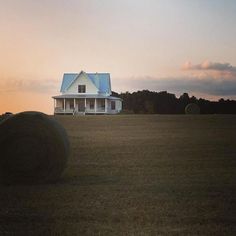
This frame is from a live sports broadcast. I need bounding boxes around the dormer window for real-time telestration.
[78,85,86,93]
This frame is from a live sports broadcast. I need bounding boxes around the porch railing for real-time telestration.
[55,107,106,113]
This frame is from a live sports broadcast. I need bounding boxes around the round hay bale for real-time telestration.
[0,111,70,184]
[0,112,13,124]
[185,103,200,115]
[0,115,6,123]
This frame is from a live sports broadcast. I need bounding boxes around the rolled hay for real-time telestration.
[0,113,13,124]
[0,111,70,184]
[0,115,7,123]
[185,103,200,115]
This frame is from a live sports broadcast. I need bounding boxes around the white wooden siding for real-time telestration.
[116,100,122,112]
[66,73,98,94]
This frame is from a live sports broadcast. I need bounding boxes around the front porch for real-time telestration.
[54,98,118,115]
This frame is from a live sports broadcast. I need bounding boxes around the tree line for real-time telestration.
[112,90,236,114]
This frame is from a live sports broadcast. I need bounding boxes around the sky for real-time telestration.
[1,0,236,114]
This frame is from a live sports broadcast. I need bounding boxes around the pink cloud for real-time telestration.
[182,60,236,72]
[181,60,236,80]
[0,78,59,93]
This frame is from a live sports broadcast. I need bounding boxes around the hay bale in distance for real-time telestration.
[0,111,70,184]
[185,103,200,115]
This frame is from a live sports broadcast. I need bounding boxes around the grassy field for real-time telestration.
[0,115,236,235]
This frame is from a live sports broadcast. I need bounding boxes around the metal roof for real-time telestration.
[60,73,79,93]
[60,71,111,94]
[87,73,111,94]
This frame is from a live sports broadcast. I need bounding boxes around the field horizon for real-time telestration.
[0,114,235,235]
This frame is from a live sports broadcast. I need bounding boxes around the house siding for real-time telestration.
[65,73,98,94]
[116,100,122,112]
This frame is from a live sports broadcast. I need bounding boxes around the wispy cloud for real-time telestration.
[0,78,59,93]
[138,77,236,96]
[182,60,236,72]
[181,60,236,80]
[113,75,236,97]
[156,77,236,96]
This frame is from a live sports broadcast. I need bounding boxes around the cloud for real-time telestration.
[146,60,234,98]
[157,77,236,96]
[113,60,236,98]
[142,77,236,96]
[0,78,59,94]
[182,60,236,71]
[114,75,236,98]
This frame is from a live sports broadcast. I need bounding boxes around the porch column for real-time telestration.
[53,99,55,113]
[84,98,87,112]
[105,99,108,113]
[95,98,97,114]
[63,98,65,113]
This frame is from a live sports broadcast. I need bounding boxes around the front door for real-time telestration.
[77,99,85,112]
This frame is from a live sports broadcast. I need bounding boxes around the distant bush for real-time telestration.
[185,103,200,114]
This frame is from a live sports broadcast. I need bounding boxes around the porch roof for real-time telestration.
[52,94,122,100]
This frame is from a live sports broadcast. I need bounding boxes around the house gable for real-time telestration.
[65,72,99,94]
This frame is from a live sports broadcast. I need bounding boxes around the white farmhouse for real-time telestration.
[52,71,122,115]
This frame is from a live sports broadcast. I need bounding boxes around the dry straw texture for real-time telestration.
[0,111,69,184]
[185,103,200,114]
[0,114,12,123]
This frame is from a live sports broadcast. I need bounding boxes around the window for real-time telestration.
[111,101,116,110]
[78,85,86,93]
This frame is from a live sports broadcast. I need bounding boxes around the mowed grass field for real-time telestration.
[0,115,236,235]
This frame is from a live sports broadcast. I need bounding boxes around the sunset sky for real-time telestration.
[1,0,236,114]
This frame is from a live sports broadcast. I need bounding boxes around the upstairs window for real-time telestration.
[78,85,86,93]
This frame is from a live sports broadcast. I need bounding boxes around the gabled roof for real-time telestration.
[60,71,111,94]
[87,73,111,94]
[60,73,79,93]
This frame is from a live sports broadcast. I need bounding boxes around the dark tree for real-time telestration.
[118,90,236,114]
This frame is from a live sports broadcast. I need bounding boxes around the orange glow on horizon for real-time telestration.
[0,92,54,115]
